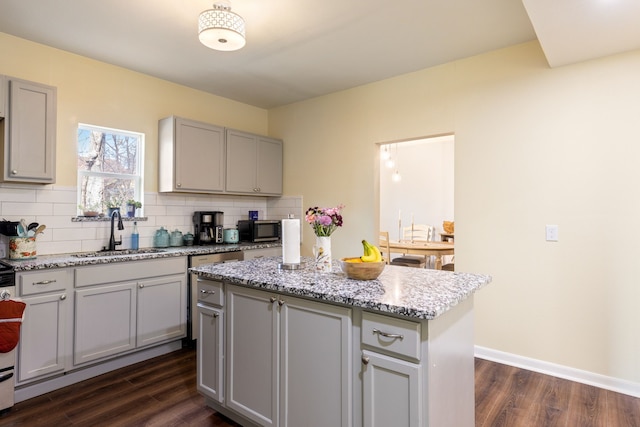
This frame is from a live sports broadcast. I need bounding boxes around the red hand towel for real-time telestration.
[0,300,26,353]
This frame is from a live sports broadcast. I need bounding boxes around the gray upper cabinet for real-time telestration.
[159,116,225,193]
[0,75,6,118]
[1,77,57,183]
[226,129,283,196]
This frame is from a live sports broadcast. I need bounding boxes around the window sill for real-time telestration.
[72,216,148,222]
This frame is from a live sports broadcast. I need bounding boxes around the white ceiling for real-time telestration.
[1,0,638,108]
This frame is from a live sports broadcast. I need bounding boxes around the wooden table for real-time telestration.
[388,240,455,270]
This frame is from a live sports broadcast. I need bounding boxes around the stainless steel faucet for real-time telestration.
[108,209,125,251]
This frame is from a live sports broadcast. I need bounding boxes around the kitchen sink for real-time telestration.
[72,248,166,258]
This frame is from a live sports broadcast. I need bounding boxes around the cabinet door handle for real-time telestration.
[200,289,216,295]
[278,299,285,306]
[0,372,14,383]
[270,296,277,303]
[362,355,370,365]
[139,284,144,288]
[213,312,219,318]
[34,280,57,285]
[60,294,66,301]
[11,170,18,175]
[372,328,404,340]
[177,183,182,188]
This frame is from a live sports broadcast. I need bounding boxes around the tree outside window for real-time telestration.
[77,124,144,216]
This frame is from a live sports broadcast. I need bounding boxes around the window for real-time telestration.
[77,124,144,216]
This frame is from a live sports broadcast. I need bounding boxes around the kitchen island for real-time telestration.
[191,257,491,427]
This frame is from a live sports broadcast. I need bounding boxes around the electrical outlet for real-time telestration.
[545,225,558,242]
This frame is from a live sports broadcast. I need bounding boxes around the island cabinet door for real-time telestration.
[197,303,224,404]
[361,349,422,427]
[278,296,352,427]
[226,285,279,427]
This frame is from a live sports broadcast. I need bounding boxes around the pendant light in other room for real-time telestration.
[391,144,402,182]
[199,1,246,51]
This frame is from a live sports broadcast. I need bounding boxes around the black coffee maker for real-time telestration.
[193,211,224,244]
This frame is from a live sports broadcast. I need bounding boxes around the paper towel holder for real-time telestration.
[279,213,302,270]
[278,262,302,270]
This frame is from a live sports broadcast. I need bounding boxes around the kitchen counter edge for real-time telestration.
[191,257,492,320]
[1,243,281,271]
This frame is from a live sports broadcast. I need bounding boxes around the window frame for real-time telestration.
[76,123,145,216]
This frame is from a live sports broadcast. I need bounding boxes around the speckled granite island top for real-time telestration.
[1,243,281,271]
[191,257,491,320]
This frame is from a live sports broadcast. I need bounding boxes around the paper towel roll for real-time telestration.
[281,218,300,265]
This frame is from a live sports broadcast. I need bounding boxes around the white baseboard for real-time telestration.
[475,346,640,398]
[15,341,183,403]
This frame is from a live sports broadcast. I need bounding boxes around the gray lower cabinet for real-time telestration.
[74,281,137,364]
[219,284,352,427]
[360,301,475,427]
[197,294,224,404]
[16,268,73,385]
[74,257,187,366]
[225,129,283,196]
[361,350,422,427]
[1,76,56,183]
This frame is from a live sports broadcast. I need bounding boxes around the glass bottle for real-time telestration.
[131,221,139,250]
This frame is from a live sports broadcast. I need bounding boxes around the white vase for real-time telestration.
[313,236,332,272]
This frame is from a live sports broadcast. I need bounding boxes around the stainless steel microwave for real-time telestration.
[237,220,281,242]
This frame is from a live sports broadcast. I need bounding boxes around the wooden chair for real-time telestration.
[402,224,435,242]
[393,224,435,268]
[378,231,392,264]
[380,230,425,267]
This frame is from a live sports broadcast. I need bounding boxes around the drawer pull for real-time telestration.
[372,328,404,340]
[34,280,57,285]
[278,299,285,306]
[200,289,216,295]
[362,355,370,365]
[270,296,277,303]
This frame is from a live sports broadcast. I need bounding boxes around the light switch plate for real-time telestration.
[545,225,558,242]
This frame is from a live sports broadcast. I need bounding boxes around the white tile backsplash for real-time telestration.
[0,184,302,256]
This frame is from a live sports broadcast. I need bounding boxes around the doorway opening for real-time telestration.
[378,134,454,243]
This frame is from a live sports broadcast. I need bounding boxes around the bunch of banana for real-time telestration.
[360,239,382,263]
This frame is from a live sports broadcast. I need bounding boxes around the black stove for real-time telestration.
[0,262,15,288]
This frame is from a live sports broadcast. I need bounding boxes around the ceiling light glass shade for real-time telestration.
[199,3,246,51]
[381,146,391,160]
[392,170,402,182]
[385,158,395,169]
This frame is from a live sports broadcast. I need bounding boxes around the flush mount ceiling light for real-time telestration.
[198,1,246,51]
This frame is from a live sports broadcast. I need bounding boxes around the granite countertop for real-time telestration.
[191,257,491,320]
[1,242,281,271]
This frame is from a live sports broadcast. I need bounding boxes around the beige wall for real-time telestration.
[269,41,640,385]
[4,30,640,387]
[0,32,269,189]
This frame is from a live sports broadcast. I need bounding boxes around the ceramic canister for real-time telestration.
[223,228,239,243]
[9,237,37,259]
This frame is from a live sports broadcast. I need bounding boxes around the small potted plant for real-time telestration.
[79,203,101,217]
[106,200,122,217]
[126,200,142,218]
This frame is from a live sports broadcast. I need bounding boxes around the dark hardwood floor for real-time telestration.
[1,348,638,426]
